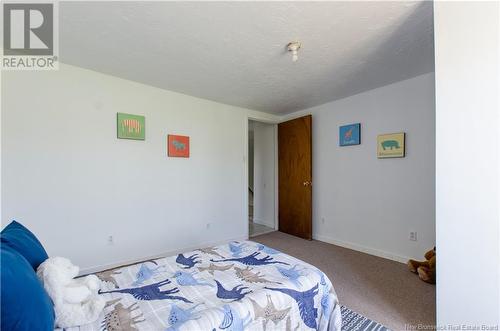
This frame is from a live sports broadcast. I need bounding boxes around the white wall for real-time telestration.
[252,121,275,228]
[434,2,500,326]
[1,64,278,272]
[284,73,435,262]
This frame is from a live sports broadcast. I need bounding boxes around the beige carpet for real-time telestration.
[252,231,436,331]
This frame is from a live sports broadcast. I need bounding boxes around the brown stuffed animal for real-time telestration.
[408,247,436,284]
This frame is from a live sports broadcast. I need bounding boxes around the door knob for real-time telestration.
[303,181,312,186]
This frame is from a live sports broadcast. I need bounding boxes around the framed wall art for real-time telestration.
[377,132,405,158]
[168,135,190,158]
[339,123,361,146]
[117,113,145,140]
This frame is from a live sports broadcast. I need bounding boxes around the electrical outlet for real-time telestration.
[206,223,211,230]
[321,217,325,224]
[409,231,417,241]
[108,235,114,245]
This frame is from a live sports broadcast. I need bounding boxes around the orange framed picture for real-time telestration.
[168,135,190,158]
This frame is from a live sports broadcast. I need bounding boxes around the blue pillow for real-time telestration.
[1,244,55,331]
[1,220,48,270]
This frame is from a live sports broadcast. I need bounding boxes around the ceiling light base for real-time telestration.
[287,41,302,62]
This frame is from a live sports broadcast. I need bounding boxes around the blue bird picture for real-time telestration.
[172,270,214,287]
[315,269,327,287]
[265,283,319,329]
[211,252,289,266]
[321,293,333,320]
[257,244,280,255]
[132,262,165,286]
[99,279,192,303]
[217,305,252,331]
[176,253,201,269]
[229,242,246,257]
[215,280,252,301]
[165,303,202,331]
[276,265,308,287]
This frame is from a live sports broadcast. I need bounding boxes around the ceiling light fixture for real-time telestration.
[287,41,302,62]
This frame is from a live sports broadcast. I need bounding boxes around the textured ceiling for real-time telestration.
[60,1,434,114]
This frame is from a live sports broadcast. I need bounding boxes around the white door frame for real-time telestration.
[243,115,279,239]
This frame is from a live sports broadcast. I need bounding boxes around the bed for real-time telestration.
[70,240,342,331]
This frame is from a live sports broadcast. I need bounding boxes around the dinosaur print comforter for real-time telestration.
[69,241,341,331]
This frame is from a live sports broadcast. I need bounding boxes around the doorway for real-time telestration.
[248,120,276,237]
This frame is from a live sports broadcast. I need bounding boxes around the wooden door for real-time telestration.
[278,115,312,240]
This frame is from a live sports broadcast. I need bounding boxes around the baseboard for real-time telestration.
[79,235,247,275]
[313,234,409,264]
[81,233,408,274]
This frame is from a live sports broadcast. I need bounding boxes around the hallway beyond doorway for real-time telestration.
[249,222,274,237]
